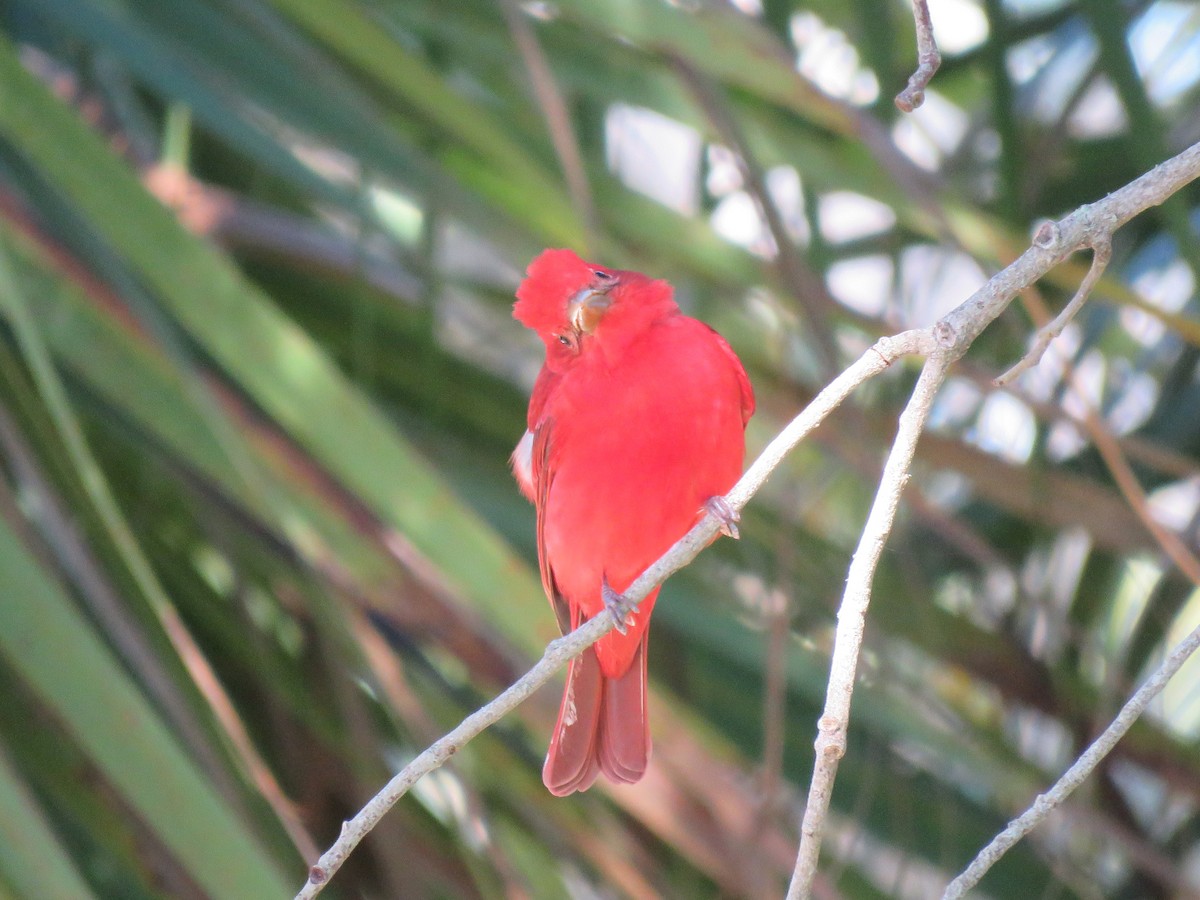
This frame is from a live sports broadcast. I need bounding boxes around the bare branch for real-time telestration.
[895,0,941,112]
[996,237,1113,386]
[787,351,952,898]
[941,141,1200,352]
[934,289,1200,895]
[1015,283,1200,584]
[942,616,1200,898]
[784,138,1200,899]
[296,139,1200,899]
[295,328,932,898]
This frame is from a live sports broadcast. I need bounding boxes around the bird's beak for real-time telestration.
[567,285,613,336]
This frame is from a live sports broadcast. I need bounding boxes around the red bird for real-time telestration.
[512,249,754,795]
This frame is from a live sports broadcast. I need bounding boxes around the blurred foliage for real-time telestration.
[0,0,1199,897]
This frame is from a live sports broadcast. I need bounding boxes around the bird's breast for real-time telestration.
[539,318,747,612]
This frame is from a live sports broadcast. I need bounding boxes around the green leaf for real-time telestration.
[0,35,548,652]
[0,517,293,899]
[0,744,96,900]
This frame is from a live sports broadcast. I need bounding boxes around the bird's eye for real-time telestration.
[557,334,571,345]
[593,270,612,280]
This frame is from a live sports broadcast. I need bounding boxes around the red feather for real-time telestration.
[512,249,754,795]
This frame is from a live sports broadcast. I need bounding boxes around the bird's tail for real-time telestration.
[543,636,650,796]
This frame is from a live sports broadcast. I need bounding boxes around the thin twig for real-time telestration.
[786,352,952,899]
[895,0,942,112]
[935,275,1200,896]
[942,616,1200,898]
[996,237,1113,386]
[295,328,931,898]
[1015,282,1200,584]
[936,402,1200,896]
[940,142,1200,351]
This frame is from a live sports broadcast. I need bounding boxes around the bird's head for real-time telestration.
[513,249,676,363]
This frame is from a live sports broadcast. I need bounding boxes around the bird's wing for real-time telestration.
[532,419,574,635]
[709,326,756,425]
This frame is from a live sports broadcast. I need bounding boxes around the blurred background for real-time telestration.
[1,0,1199,897]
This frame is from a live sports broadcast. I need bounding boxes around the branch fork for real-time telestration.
[297,136,1200,900]
[786,138,1200,900]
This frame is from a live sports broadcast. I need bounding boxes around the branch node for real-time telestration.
[933,320,958,350]
[894,0,941,112]
[1032,219,1061,250]
[308,866,327,885]
[814,718,845,759]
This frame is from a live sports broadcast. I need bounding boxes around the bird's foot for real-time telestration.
[705,495,741,540]
[602,576,639,635]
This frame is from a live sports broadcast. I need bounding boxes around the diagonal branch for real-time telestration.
[942,615,1200,898]
[787,351,952,898]
[784,138,1200,900]
[1084,408,1200,585]
[996,237,1113,386]
[297,138,1200,900]
[295,327,934,898]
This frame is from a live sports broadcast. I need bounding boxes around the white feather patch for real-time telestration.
[563,678,577,728]
[511,429,535,496]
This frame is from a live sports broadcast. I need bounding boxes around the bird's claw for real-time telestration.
[705,495,741,540]
[602,576,638,634]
